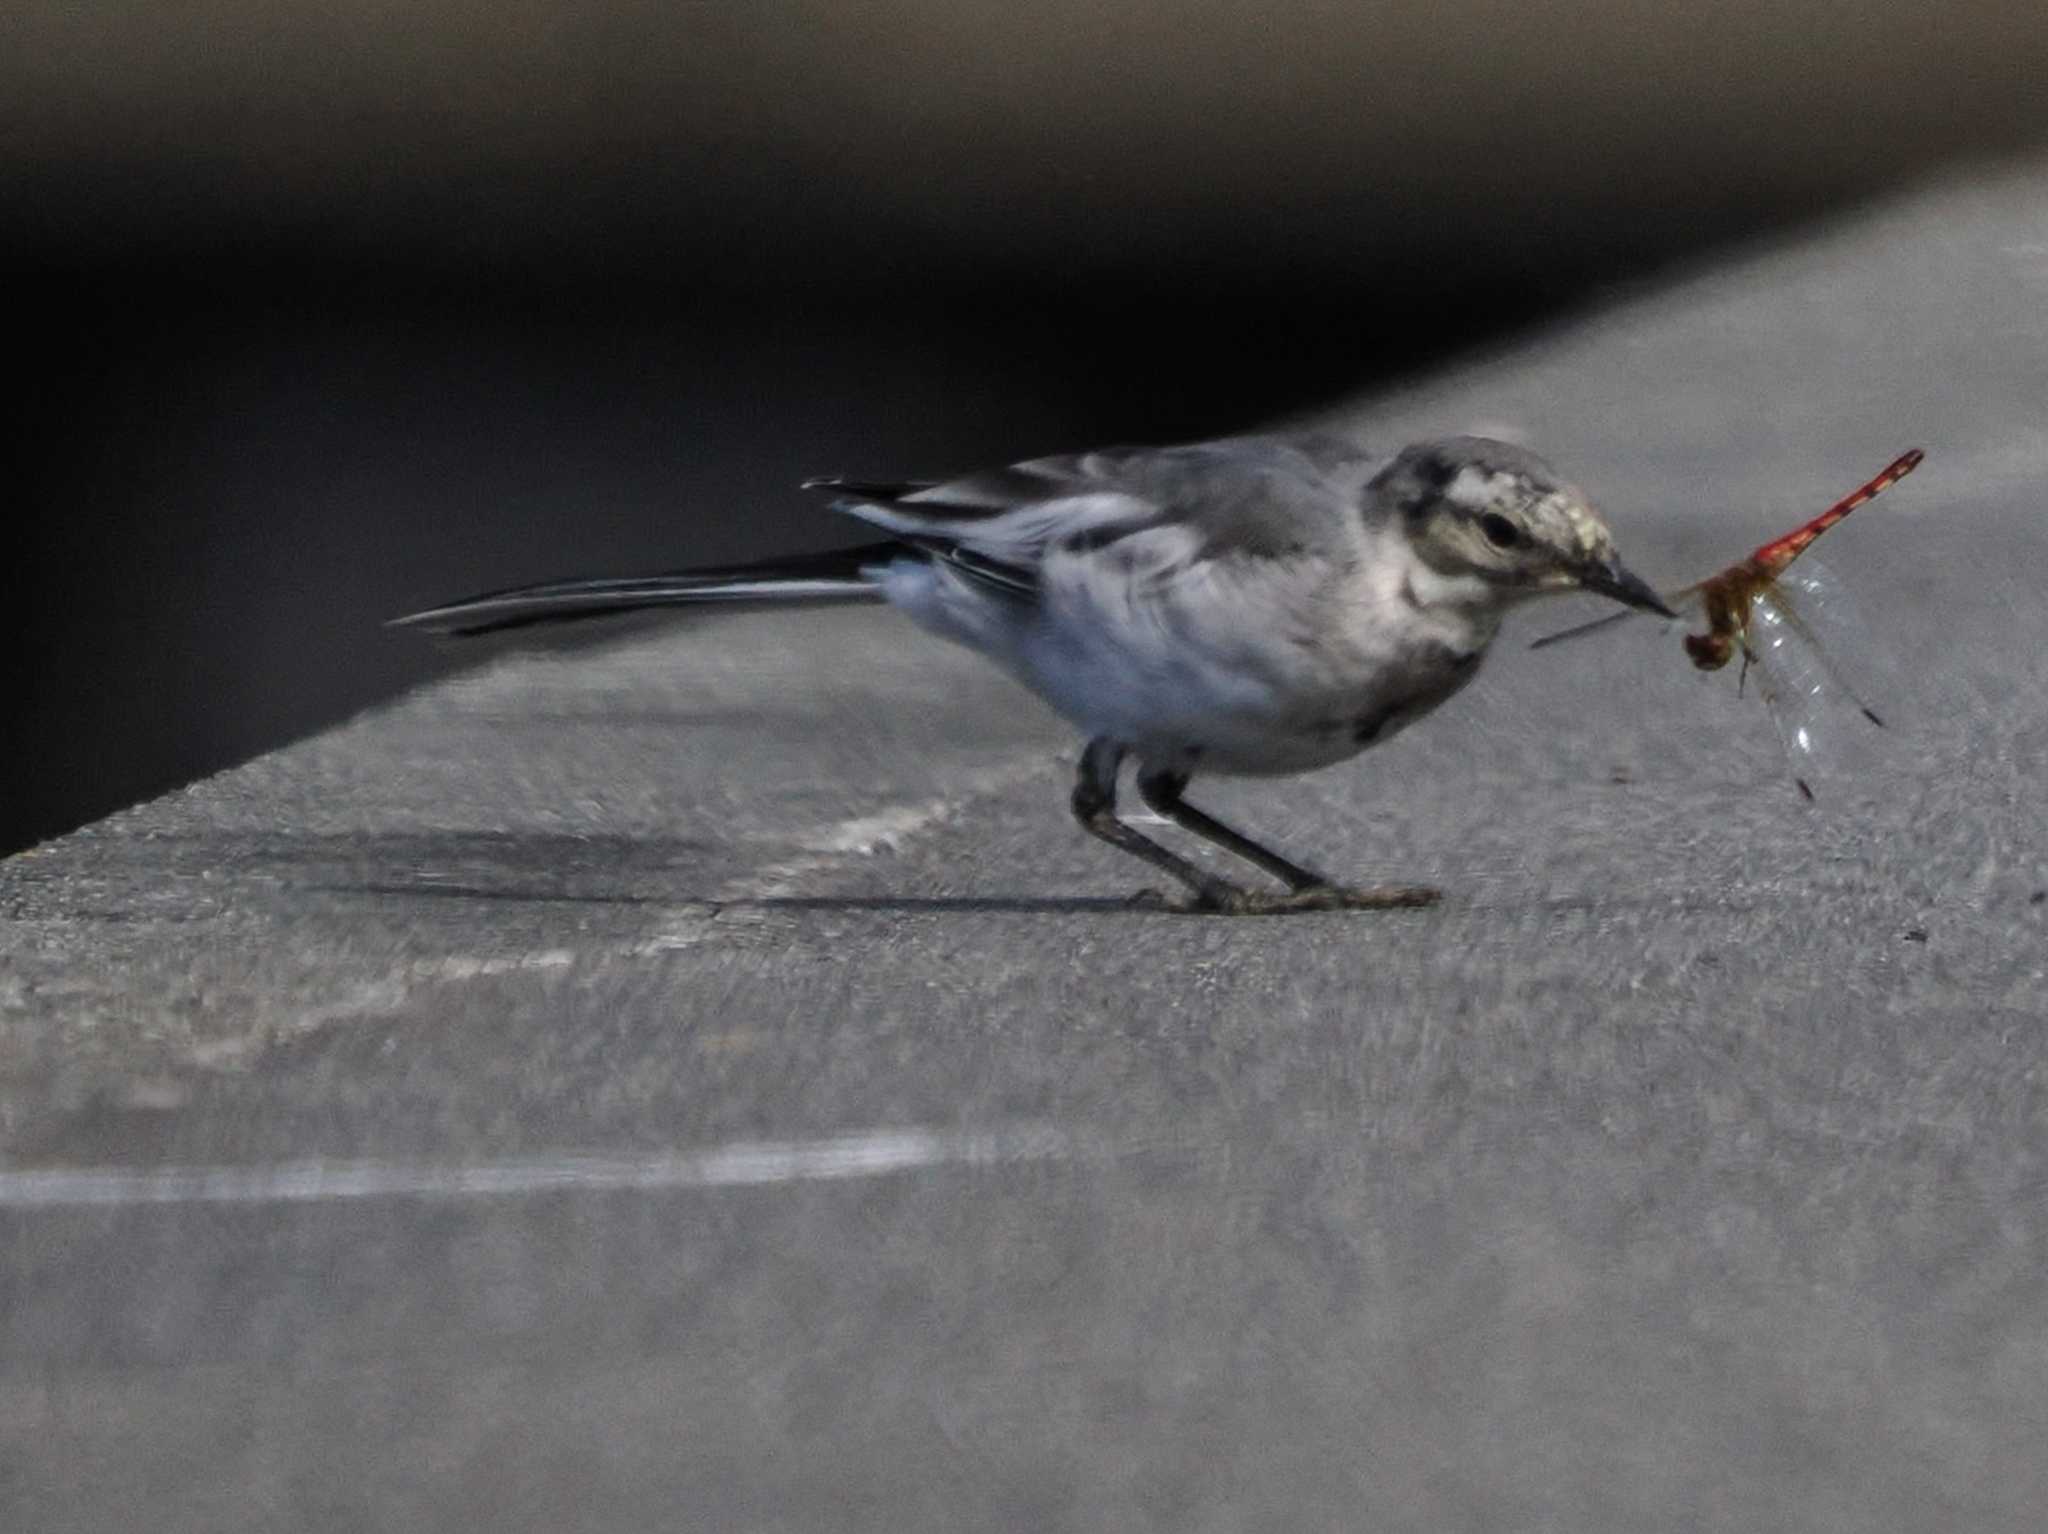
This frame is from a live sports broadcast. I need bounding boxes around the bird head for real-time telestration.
[1369,436,1673,617]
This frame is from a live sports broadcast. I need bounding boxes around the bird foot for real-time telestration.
[1271,883,1441,912]
[1131,882,1442,915]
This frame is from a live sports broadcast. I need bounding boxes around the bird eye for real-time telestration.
[1480,512,1523,549]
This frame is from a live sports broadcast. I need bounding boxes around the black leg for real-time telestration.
[1134,766,1441,913]
[1135,768,1330,890]
[1070,739,1247,910]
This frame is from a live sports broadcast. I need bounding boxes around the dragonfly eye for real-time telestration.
[1479,512,1524,549]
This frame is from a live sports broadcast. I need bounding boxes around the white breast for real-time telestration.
[877,524,1502,777]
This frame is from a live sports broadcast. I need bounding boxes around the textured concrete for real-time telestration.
[3,163,2047,1531]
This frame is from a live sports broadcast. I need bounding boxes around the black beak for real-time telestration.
[1580,557,1676,618]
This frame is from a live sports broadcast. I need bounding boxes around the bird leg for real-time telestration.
[1135,767,1328,889]
[1133,766,1440,913]
[1071,739,1249,911]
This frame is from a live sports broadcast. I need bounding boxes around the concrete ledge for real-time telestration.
[3,162,2046,1531]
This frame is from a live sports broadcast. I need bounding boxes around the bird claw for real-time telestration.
[1136,882,1442,915]
[1272,883,1441,912]
[1124,881,1247,913]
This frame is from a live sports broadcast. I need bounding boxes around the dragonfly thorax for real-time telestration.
[1683,574,1756,673]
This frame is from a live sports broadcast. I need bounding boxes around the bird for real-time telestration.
[393,432,1673,914]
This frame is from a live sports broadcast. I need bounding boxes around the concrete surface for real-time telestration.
[4,161,2047,1531]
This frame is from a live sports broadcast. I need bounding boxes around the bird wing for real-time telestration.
[808,434,1369,598]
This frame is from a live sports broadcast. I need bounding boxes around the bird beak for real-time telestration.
[1579,557,1676,618]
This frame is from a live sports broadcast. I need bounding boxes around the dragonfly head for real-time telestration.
[1374,437,1676,618]
[1683,629,1736,671]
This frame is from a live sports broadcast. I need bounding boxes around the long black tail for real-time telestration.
[389,542,902,637]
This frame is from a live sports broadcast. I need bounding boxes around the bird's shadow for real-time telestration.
[213,829,1426,918]
[319,881,1152,916]
[323,880,1771,922]
[743,894,1179,916]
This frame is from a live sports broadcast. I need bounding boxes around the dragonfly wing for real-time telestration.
[1768,563,1889,727]
[1529,586,1702,650]
[1745,594,1830,799]
[1744,575,1886,801]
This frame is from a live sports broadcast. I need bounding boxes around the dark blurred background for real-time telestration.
[9,1,2048,854]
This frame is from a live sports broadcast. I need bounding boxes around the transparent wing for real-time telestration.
[1529,585,1703,650]
[1743,567,1888,801]
[1766,564,1889,727]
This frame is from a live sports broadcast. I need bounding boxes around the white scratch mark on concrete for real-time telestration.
[415,950,578,982]
[635,757,1055,950]
[0,1124,1077,1208]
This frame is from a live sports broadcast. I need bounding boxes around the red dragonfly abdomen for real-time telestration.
[1748,448,1924,578]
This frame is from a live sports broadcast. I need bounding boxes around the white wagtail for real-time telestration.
[395,433,1672,913]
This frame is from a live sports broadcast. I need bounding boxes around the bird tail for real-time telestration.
[388,542,901,637]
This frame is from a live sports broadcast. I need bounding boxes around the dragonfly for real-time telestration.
[1532,448,1925,799]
